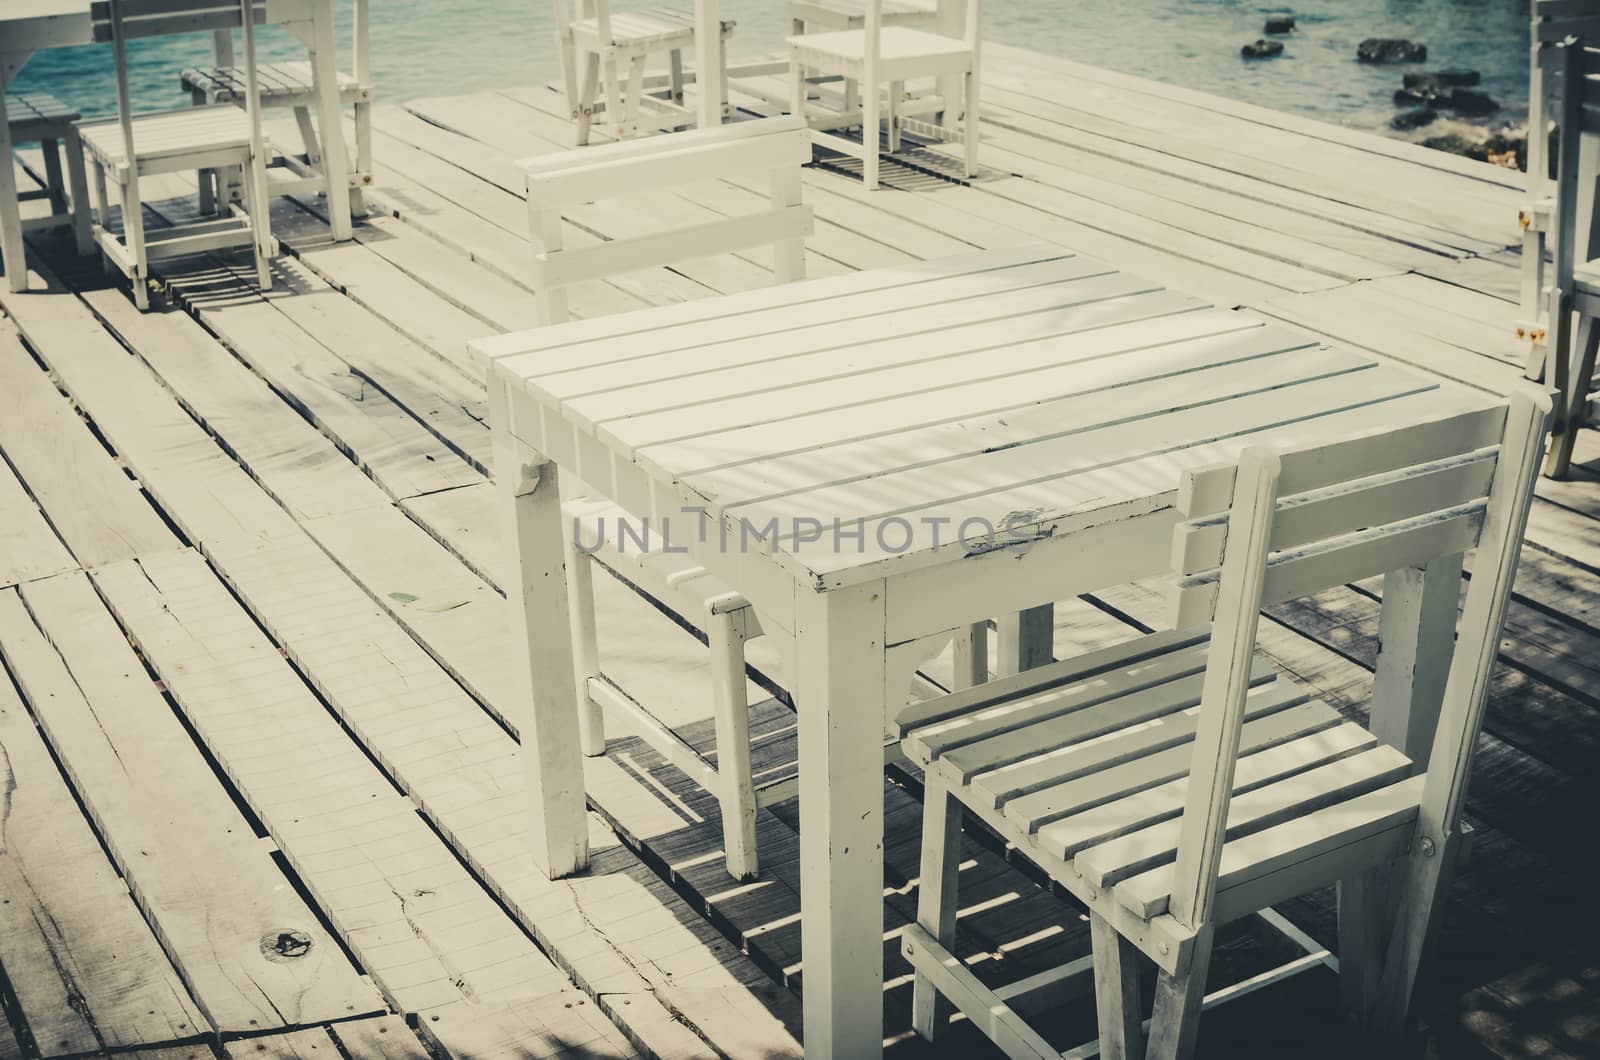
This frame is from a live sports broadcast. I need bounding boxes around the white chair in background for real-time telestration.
[520,115,814,880]
[71,0,276,310]
[1534,34,1600,476]
[3,92,92,274]
[899,390,1550,1059]
[789,0,942,130]
[182,0,368,234]
[789,0,980,189]
[553,1,737,146]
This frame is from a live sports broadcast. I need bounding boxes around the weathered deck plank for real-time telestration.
[0,576,386,1033]
[0,617,213,1056]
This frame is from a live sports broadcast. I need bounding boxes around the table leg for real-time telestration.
[794,581,888,1059]
[1370,552,1462,764]
[996,603,1053,676]
[695,0,724,129]
[0,62,29,293]
[310,3,353,241]
[489,379,589,878]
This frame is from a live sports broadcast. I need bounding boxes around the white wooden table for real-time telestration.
[0,0,346,294]
[475,243,1491,1059]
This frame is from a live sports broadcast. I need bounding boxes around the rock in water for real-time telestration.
[1447,88,1500,115]
[1391,108,1438,131]
[1357,38,1427,63]
[1404,68,1479,88]
[1395,85,1445,106]
[1241,39,1285,59]
[1264,16,1295,34]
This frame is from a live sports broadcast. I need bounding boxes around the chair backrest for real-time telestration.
[858,0,981,51]
[93,0,267,178]
[519,115,815,325]
[1160,387,1552,929]
[1546,38,1600,280]
[1530,3,1600,191]
[554,1,613,46]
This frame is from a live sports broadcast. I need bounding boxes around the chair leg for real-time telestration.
[708,610,758,881]
[561,529,606,757]
[1546,313,1599,477]
[622,53,648,139]
[557,27,581,119]
[790,56,808,121]
[92,162,115,276]
[121,173,149,311]
[1090,913,1145,1060]
[63,127,92,256]
[886,81,902,153]
[577,52,600,146]
[863,82,881,190]
[244,151,274,293]
[963,68,980,179]
[910,773,962,1040]
[351,99,372,217]
[1338,866,1394,1024]
[951,620,988,690]
[669,48,685,105]
[603,55,624,138]
[40,138,66,215]
[1145,923,1214,1060]
[1371,830,1466,1041]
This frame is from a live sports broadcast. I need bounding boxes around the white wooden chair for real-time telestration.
[1533,34,1600,476]
[789,0,941,135]
[1517,1,1600,374]
[521,114,813,325]
[181,0,368,232]
[518,116,816,880]
[554,1,737,146]
[5,92,91,260]
[789,0,980,189]
[899,389,1551,1060]
[70,0,275,311]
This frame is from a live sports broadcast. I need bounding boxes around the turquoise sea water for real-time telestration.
[14,1,1530,134]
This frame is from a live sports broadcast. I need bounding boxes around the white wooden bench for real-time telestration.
[520,113,814,325]
[181,0,367,231]
[554,1,737,146]
[900,390,1551,1059]
[71,0,277,311]
[4,92,90,258]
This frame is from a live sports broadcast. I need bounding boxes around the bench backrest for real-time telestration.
[519,115,816,325]
[1161,387,1551,928]
[94,0,267,178]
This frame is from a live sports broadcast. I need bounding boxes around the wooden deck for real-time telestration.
[1,42,1596,1059]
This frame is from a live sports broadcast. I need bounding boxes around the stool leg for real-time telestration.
[709,610,758,881]
[910,774,962,1040]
